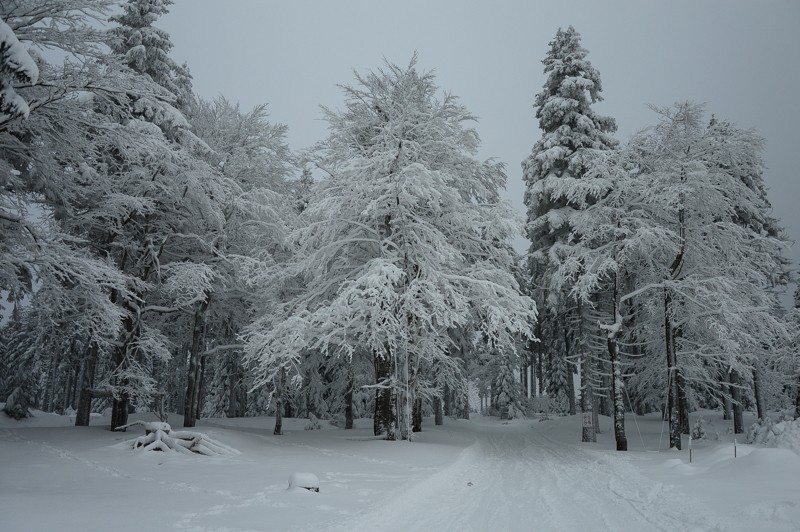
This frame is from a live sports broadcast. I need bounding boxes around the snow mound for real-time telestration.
[747,416,800,454]
[288,472,319,492]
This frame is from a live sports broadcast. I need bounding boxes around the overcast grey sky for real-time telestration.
[161,0,800,297]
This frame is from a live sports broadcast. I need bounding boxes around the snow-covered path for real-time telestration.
[328,418,730,532]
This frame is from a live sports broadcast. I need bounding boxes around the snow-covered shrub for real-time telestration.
[747,415,800,453]
[304,413,321,430]
[329,414,356,429]
[525,395,566,418]
[2,387,32,420]
[691,416,707,440]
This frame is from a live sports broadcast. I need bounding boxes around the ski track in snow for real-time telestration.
[312,422,733,532]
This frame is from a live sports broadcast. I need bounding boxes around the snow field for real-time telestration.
[1,408,798,531]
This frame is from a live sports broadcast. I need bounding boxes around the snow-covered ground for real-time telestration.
[1,407,798,531]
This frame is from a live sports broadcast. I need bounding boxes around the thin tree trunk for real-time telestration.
[412,397,422,432]
[608,277,628,451]
[183,298,209,428]
[373,353,393,436]
[196,353,206,421]
[274,367,285,435]
[581,357,596,443]
[564,327,577,415]
[434,396,443,426]
[344,364,354,429]
[753,365,766,421]
[794,381,800,420]
[227,355,238,418]
[443,383,451,417]
[522,355,529,399]
[566,360,577,415]
[665,289,681,450]
[723,383,732,420]
[730,370,744,434]
[677,369,689,435]
[459,388,470,420]
[110,314,134,431]
[536,344,544,397]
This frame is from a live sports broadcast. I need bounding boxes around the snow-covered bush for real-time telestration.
[2,387,32,420]
[304,414,321,430]
[747,415,800,453]
[691,416,707,440]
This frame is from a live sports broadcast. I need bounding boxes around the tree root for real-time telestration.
[115,421,238,456]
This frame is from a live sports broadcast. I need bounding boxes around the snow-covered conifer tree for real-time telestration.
[0,18,38,121]
[522,26,617,443]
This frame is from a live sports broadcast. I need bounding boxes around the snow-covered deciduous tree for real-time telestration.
[244,56,536,440]
[523,26,617,443]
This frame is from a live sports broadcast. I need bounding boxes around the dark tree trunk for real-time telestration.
[345,363,354,429]
[677,369,689,435]
[75,389,112,427]
[580,359,596,443]
[183,298,209,428]
[227,355,239,418]
[76,388,92,427]
[274,367,286,435]
[599,364,611,418]
[434,396,443,426]
[795,382,800,420]
[522,355,529,398]
[566,359,577,415]
[443,383,452,417]
[665,290,681,450]
[111,394,129,431]
[753,365,766,421]
[608,279,627,451]
[79,342,98,398]
[730,370,744,434]
[284,396,293,418]
[373,354,393,436]
[196,352,207,421]
[536,345,544,397]
[111,309,141,431]
[723,383,733,420]
[412,397,422,432]
[563,327,576,415]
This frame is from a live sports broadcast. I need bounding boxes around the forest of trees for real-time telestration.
[1,2,798,448]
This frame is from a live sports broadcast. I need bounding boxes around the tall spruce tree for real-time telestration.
[523,26,617,442]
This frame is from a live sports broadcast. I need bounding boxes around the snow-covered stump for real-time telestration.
[114,421,239,456]
[288,472,320,493]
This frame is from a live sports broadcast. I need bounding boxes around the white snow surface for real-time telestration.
[1,408,798,531]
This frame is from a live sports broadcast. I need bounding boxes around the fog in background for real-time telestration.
[161,0,800,302]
